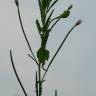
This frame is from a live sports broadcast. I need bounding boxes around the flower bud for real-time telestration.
[59,5,73,19]
[60,10,70,18]
[15,0,19,7]
[75,19,82,26]
[68,5,73,10]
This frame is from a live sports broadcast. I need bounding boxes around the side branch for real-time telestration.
[42,23,78,80]
[10,50,28,96]
[16,3,38,65]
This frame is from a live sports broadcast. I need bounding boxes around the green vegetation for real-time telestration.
[10,0,81,96]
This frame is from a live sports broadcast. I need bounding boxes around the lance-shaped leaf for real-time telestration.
[38,0,42,12]
[36,19,42,36]
[44,9,54,32]
[42,0,52,10]
[47,0,58,12]
[47,0,53,9]
[40,6,46,26]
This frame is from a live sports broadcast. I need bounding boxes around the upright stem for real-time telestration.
[38,63,42,96]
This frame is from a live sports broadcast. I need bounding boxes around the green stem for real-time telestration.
[16,5,39,65]
[42,24,76,80]
[38,63,42,96]
[50,16,59,22]
[55,89,57,96]
[50,18,61,31]
[35,71,38,96]
[10,50,28,96]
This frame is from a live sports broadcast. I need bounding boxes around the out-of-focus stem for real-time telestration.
[55,90,57,96]
[10,50,28,96]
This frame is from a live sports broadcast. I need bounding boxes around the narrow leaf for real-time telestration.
[44,9,54,30]
[47,0,58,12]
[38,0,42,11]
[36,19,42,35]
